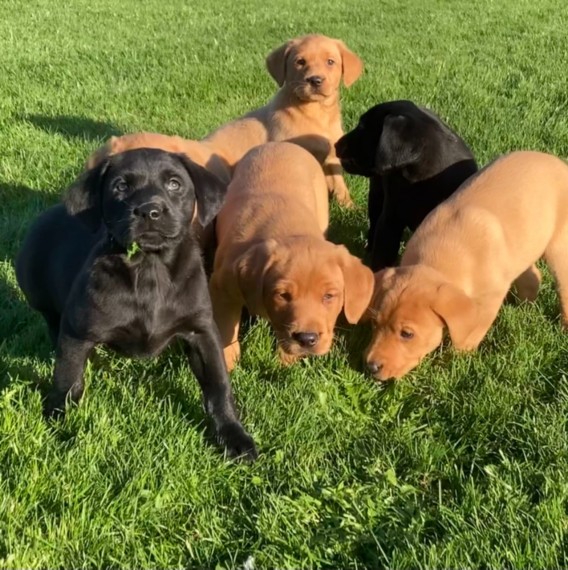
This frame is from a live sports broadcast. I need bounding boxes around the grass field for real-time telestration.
[1,0,568,567]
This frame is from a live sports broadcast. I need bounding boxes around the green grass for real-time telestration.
[1,0,568,567]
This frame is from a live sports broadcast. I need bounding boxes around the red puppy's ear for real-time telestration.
[234,239,279,316]
[266,40,295,86]
[336,40,363,87]
[359,267,396,323]
[337,246,375,323]
[432,283,479,349]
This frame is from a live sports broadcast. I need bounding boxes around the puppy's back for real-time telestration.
[403,151,568,286]
[217,142,329,248]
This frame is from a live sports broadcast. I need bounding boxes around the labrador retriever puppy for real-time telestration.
[86,132,232,182]
[209,142,374,371]
[335,100,478,269]
[364,151,568,381]
[16,148,257,460]
[88,35,363,206]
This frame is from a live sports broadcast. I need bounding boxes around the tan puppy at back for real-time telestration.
[210,142,374,371]
[86,132,232,183]
[364,151,568,380]
[87,34,363,205]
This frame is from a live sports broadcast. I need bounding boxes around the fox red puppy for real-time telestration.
[365,151,568,380]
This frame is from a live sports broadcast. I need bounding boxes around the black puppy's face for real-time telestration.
[335,108,380,177]
[64,148,227,252]
[336,101,432,179]
[101,152,195,251]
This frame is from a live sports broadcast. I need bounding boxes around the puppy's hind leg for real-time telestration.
[545,234,568,326]
[512,264,542,302]
[41,310,62,348]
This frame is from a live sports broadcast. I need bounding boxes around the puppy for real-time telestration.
[209,142,374,371]
[88,35,363,206]
[364,151,568,381]
[16,148,257,460]
[86,132,232,184]
[335,100,478,269]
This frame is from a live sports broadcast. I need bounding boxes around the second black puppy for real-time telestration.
[335,100,478,270]
[16,148,257,461]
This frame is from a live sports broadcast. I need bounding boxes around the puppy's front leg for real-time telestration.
[367,177,385,251]
[183,329,257,461]
[452,295,504,352]
[46,332,94,417]
[209,275,243,371]
[325,151,354,208]
[370,213,405,271]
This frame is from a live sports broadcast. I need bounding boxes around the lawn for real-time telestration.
[1,0,568,567]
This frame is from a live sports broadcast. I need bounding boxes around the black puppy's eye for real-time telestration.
[295,58,306,66]
[166,178,181,193]
[114,180,128,194]
[400,329,414,340]
[327,58,335,66]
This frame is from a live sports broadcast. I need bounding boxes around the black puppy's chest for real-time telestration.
[383,174,436,229]
[88,255,195,357]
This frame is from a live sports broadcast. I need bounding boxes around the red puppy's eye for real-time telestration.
[323,293,335,302]
[277,291,292,302]
[400,329,414,340]
[296,58,306,66]
[327,59,335,66]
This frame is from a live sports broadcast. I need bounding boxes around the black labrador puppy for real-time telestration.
[335,100,478,270]
[16,148,257,461]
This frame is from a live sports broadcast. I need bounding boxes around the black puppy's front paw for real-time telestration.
[43,391,66,420]
[218,423,258,462]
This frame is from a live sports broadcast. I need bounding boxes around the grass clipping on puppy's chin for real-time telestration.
[127,242,141,260]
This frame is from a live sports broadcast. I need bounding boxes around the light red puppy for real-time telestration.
[364,151,568,380]
[86,132,232,183]
[210,142,374,371]
[87,34,363,205]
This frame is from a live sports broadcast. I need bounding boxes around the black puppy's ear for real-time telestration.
[177,154,228,226]
[62,160,110,231]
[376,115,421,174]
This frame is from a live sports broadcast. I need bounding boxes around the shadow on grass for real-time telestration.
[20,114,123,141]
[327,203,368,258]
[335,318,372,373]
[101,345,229,453]
[0,181,57,361]
[0,182,59,400]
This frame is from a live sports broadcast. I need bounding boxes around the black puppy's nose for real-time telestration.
[292,332,319,348]
[366,360,383,376]
[307,75,324,87]
[133,202,162,221]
